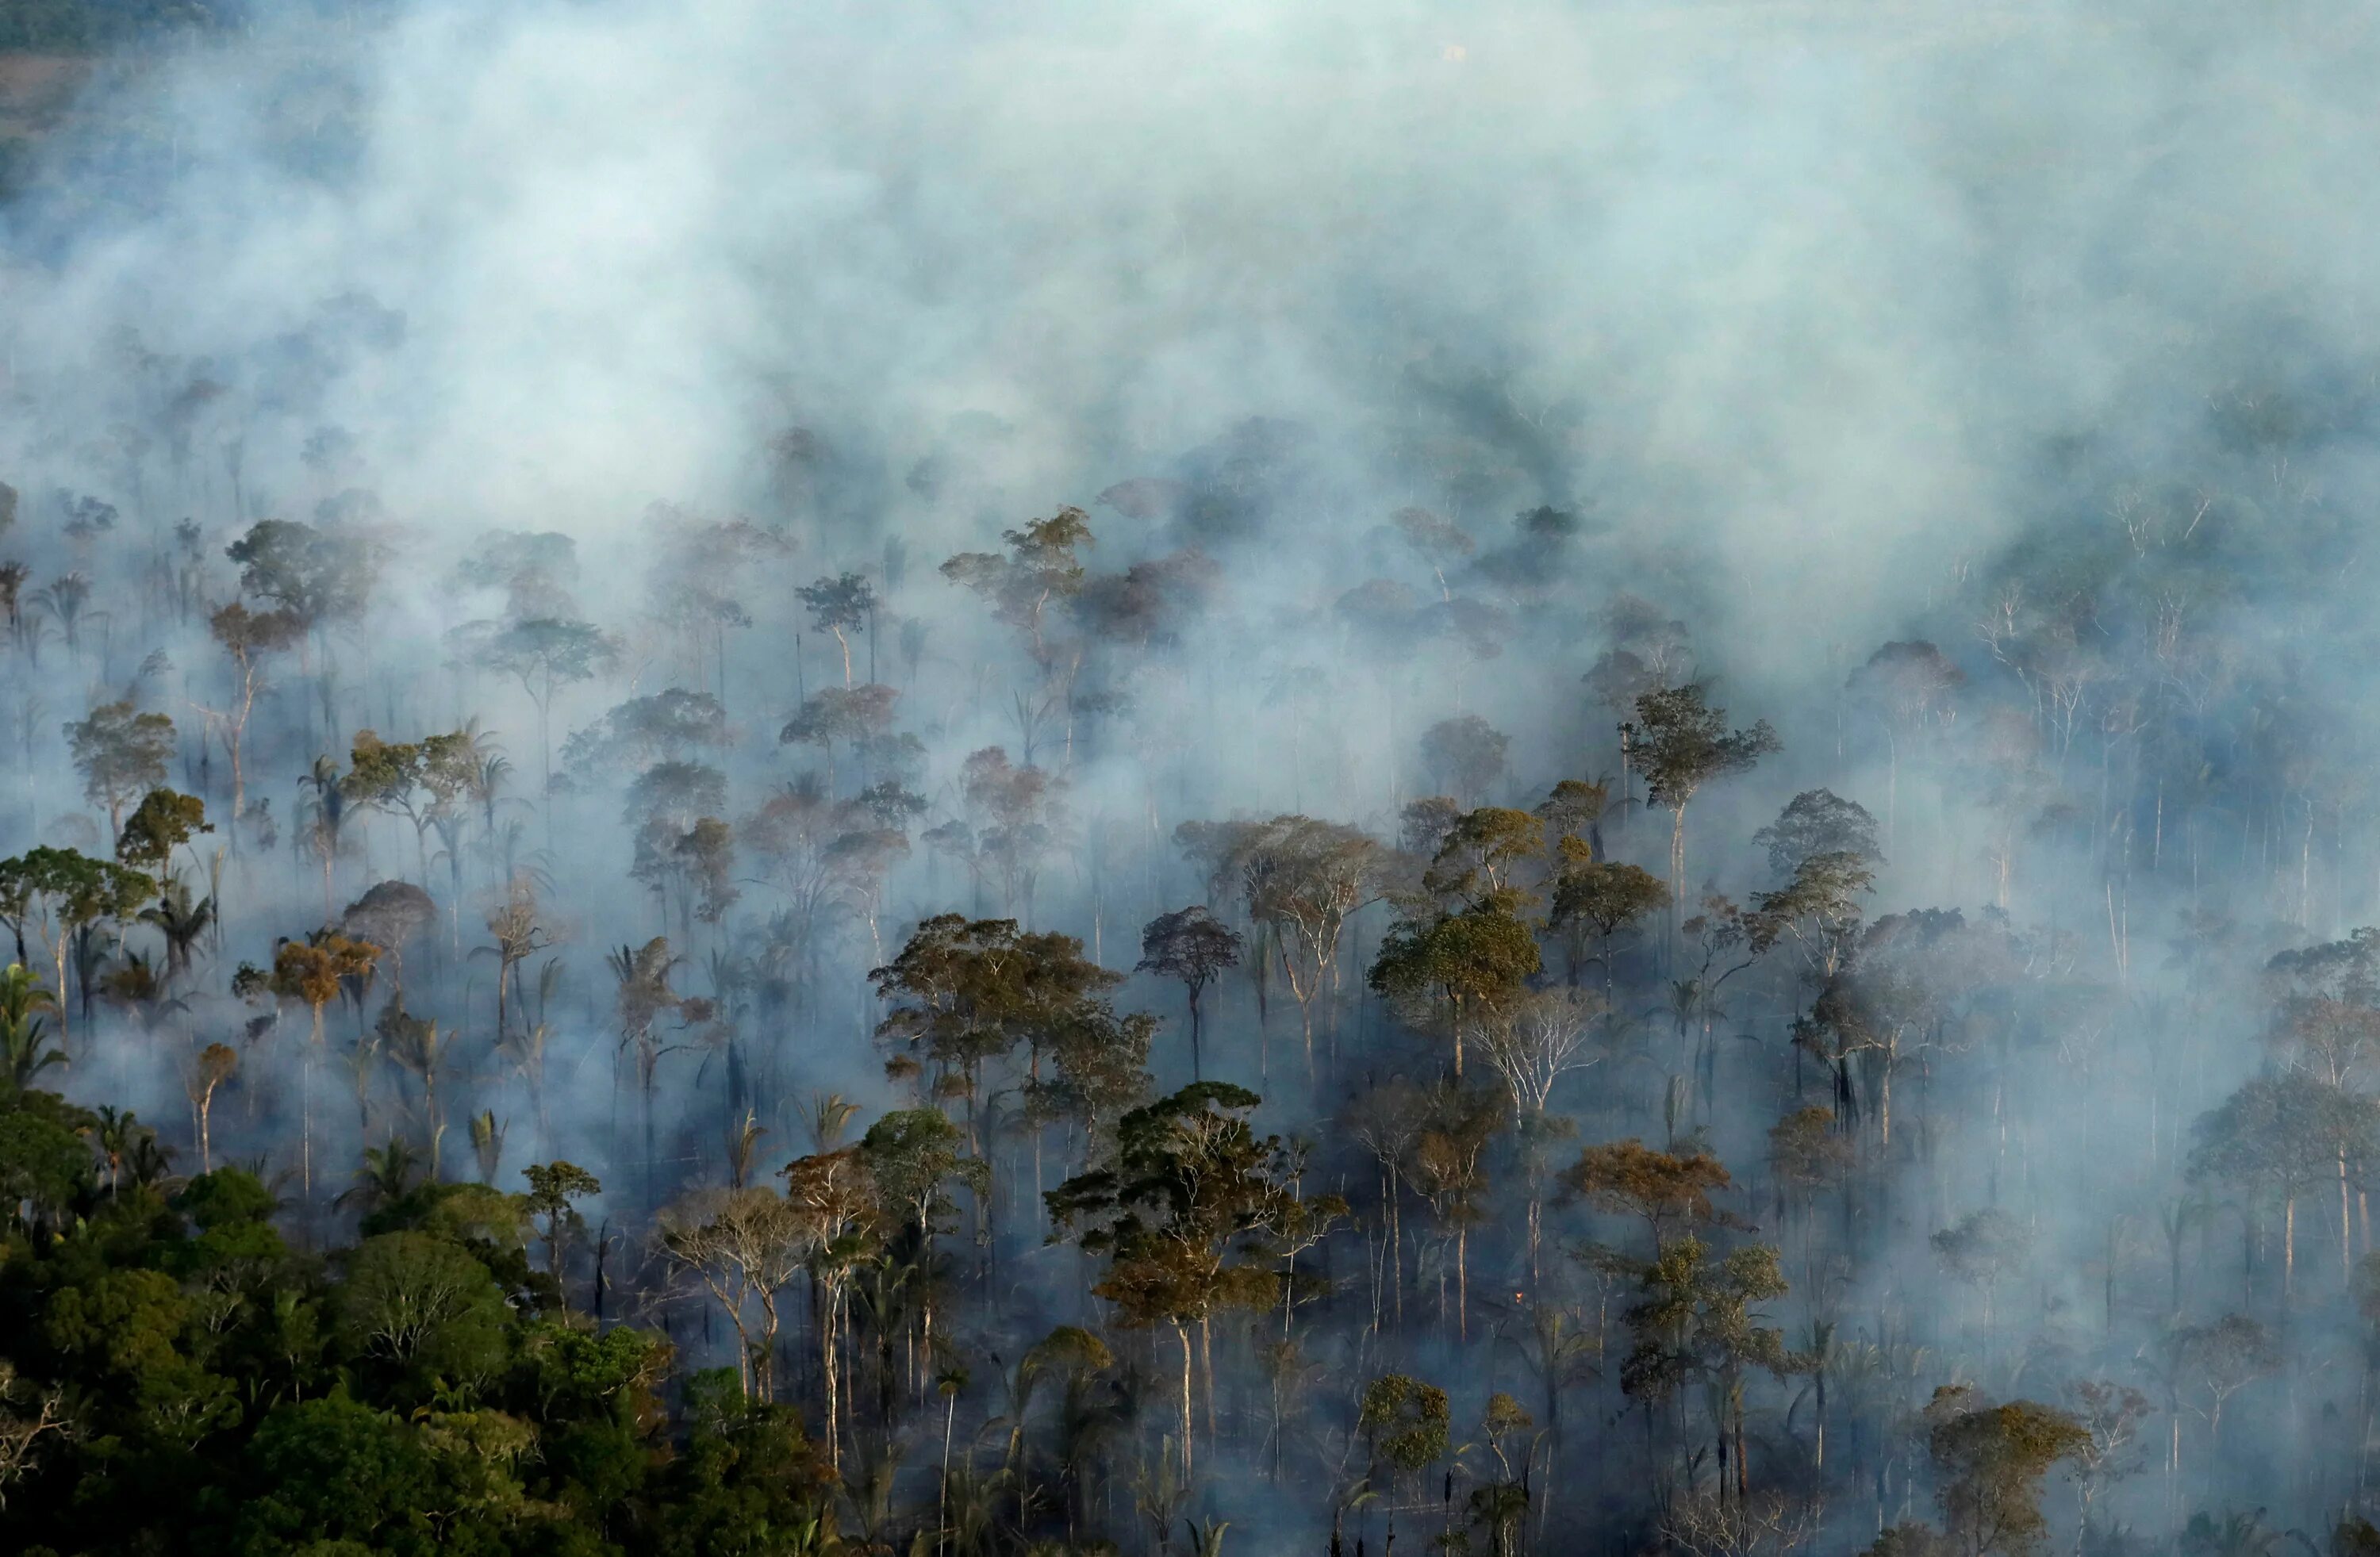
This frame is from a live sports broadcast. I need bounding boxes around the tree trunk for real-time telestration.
[1176,1320,1195,1482]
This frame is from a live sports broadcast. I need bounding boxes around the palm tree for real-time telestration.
[91,1106,152,1193]
[381,1007,456,1178]
[140,878,215,985]
[335,1136,423,1217]
[468,1109,507,1185]
[0,964,63,1088]
[103,951,190,1039]
[298,756,352,918]
[29,572,95,659]
[474,876,552,1045]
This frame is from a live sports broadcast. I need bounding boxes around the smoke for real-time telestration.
[10,0,2380,1545]
[18,0,2370,656]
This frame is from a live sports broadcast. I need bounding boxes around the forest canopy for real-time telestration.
[6,1,2380,1554]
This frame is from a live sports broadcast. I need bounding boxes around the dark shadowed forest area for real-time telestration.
[8,2,2380,1555]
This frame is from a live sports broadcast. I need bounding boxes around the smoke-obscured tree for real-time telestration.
[65,700,175,840]
[2171,1314,2277,1455]
[376,1003,456,1177]
[1420,714,1510,808]
[1745,849,1876,991]
[269,932,379,1195]
[340,879,434,995]
[1404,1081,1504,1337]
[1848,642,1964,844]
[225,518,380,639]
[476,873,552,1048]
[345,728,473,890]
[745,777,908,1001]
[1137,905,1242,1080]
[609,936,687,1198]
[2188,1071,2376,1298]
[958,746,1064,919]
[1630,685,1779,924]
[1912,1386,2090,1557]
[1567,1138,1736,1255]
[942,507,1094,766]
[198,601,301,823]
[0,848,152,1046]
[1046,1081,1322,1482]
[1234,815,1380,1077]
[1616,1233,1792,1505]
[564,688,731,776]
[646,510,789,708]
[1931,1207,2033,1336]
[456,615,619,821]
[295,754,355,917]
[780,683,899,794]
[2261,927,2380,1088]
[797,570,876,689]
[454,529,580,619]
[779,1143,876,1468]
[1753,789,1882,880]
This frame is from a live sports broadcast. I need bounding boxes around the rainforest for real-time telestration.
[5,2,2380,1555]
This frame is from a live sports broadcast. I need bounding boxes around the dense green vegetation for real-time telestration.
[0,1071,851,1555]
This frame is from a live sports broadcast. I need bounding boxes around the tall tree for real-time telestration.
[0,848,152,1046]
[1046,1082,1328,1482]
[198,601,301,825]
[1629,685,1779,927]
[796,571,877,689]
[1137,906,1242,1081]
[65,701,175,840]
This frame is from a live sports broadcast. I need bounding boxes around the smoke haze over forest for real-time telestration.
[6,2,2380,1554]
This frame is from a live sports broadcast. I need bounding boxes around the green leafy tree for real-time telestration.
[65,700,175,838]
[521,1160,602,1303]
[1549,849,1668,995]
[1046,1081,1329,1480]
[1358,1371,1451,1505]
[335,1231,512,1399]
[1920,1386,2090,1557]
[115,787,210,876]
[1617,1234,1794,1504]
[1628,684,1779,924]
[1137,905,1242,1081]
[0,847,152,1045]
[870,913,1121,1158]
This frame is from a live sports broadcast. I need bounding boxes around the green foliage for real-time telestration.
[334,1231,512,1397]
[114,787,210,874]
[1358,1372,1450,1479]
[226,518,381,629]
[1922,1387,2091,1557]
[1047,1083,1322,1331]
